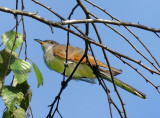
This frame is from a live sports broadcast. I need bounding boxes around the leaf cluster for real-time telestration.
[0,31,43,118]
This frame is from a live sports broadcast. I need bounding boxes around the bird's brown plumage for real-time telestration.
[53,44,122,76]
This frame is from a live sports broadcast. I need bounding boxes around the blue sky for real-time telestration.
[0,0,160,118]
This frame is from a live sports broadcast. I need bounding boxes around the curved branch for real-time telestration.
[59,19,160,32]
[0,6,160,32]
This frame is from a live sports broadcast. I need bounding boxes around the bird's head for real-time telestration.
[34,39,59,52]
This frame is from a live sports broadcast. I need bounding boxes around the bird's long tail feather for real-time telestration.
[100,70,147,99]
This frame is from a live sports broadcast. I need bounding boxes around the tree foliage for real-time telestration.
[0,31,43,118]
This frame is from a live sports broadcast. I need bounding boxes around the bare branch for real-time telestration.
[59,19,160,32]
[76,0,126,117]
[0,7,160,33]
[85,0,160,69]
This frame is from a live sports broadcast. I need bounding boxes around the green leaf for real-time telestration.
[13,108,26,118]
[2,31,23,51]
[2,86,24,112]
[32,62,43,87]
[10,58,31,84]
[12,76,18,87]
[0,49,18,81]
[3,108,26,118]
[15,92,24,106]
[0,54,3,63]
[15,81,31,111]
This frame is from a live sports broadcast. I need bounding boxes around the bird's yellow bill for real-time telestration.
[34,39,46,44]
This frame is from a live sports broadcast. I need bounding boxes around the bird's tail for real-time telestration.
[100,70,147,99]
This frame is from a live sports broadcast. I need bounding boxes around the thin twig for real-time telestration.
[104,23,160,72]
[68,4,79,19]
[0,7,160,32]
[0,43,3,47]
[32,0,64,20]
[10,16,23,31]
[85,0,160,69]
[0,1,19,96]
[52,98,62,118]
[26,87,34,118]
[116,55,160,93]
[155,32,160,38]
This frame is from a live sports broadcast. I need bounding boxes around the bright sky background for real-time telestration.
[1,0,160,118]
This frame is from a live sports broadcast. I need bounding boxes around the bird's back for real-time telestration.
[53,44,121,76]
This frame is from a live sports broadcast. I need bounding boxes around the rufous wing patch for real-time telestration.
[53,44,121,75]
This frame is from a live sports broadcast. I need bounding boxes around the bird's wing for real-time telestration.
[53,45,121,76]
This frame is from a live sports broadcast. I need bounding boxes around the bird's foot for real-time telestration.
[63,61,73,68]
[63,62,69,68]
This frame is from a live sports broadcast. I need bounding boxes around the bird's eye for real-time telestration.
[51,41,55,44]
[49,41,53,44]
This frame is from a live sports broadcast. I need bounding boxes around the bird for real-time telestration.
[34,39,146,99]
